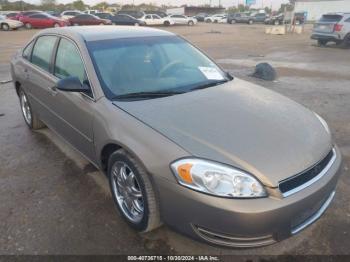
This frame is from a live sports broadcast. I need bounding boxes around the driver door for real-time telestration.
[144,15,153,25]
[49,37,96,161]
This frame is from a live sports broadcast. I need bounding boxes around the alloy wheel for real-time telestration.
[20,91,32,125]
[111,161,144,223]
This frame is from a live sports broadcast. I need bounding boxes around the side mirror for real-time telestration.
[56,76,90,93]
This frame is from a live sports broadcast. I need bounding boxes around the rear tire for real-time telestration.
[274,20,280,26]
[18,88,45,130]
[134,22,140,26]
[317,39,328,47]
[248,20,254,25]
[337,34,350,49]
[163,21,170,26]
[108,149,161,232]
[230,19,236,24]
[1,23,10,31]
[25,23,32,29]
[188,20,194,26]
[53,23,60,28]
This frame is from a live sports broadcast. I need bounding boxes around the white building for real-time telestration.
[295,0,350,21]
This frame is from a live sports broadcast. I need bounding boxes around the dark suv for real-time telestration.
[228,13,255,24]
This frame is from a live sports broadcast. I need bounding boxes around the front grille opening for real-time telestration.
[279,149,335,195]
[192,225,276,248]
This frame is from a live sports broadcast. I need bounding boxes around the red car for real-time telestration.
[69,14,112,26]
[21,13,68,29]
[13,11,42,21]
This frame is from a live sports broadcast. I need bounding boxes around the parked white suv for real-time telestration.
[311,13,350,48]
[167,15,197,26]
[139,14,174,26]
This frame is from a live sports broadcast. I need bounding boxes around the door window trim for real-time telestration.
[51,35,96,100]
[23,33,96,101]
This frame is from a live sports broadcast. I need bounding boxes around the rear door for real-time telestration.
[23,35,59,125]
[314,14,343,33]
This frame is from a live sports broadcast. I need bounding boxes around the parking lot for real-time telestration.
[0,23,349,255]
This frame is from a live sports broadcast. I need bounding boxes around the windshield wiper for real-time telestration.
[113,91,184,101]
[190,80,229,91]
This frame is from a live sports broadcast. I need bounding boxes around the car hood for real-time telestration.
[113,78,332,187]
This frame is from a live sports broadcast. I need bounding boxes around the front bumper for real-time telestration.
[10,23,23,29]
[156,146,342,248]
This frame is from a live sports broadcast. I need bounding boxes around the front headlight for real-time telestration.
[170,159,267,198]
[314,113,330,134]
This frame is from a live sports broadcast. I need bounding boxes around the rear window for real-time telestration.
[320,15,343,22]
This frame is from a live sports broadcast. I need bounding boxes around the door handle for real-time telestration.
[48,85,58,96]
[23,68,29,79]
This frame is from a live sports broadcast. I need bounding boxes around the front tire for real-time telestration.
[108,149,161,232]
[1,23,10,31]
[19,89,45,130]
[317,39,328,46]
[163,21,170,26]
[230,19,236,24]
[274,20,280,26]
[188,20,194,26]
[53,23,60,28]
[248,20,254,25]
[25,23,32,29]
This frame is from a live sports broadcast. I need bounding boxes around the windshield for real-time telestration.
[87,36,231,100]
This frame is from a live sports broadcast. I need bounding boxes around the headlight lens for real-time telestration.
[170,159,267,198]
[314,113,330,134]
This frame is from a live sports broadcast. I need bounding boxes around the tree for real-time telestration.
[41,0,56,10]
[72,0,85,11]
[278,3,294,13]
[92,1,109,11]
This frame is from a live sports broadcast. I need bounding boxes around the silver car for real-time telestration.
[312,13,350,47]
[11,26,342,248]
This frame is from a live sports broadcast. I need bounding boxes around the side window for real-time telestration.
[346,17,350,22]
[31,36,57,72]
[23,40,34,60]
[54,38,86,85]
[145,15,152,19]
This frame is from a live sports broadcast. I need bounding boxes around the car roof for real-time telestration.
[39,26,175,42]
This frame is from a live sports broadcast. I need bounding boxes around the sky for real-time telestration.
[19,0,290,10]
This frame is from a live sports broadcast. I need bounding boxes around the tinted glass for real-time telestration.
[320,15,343,22]
[87,36,229,99]
[54,38,86,83]
[31,14,46,18]
[145,15,152,19]
[31,36,57,72]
